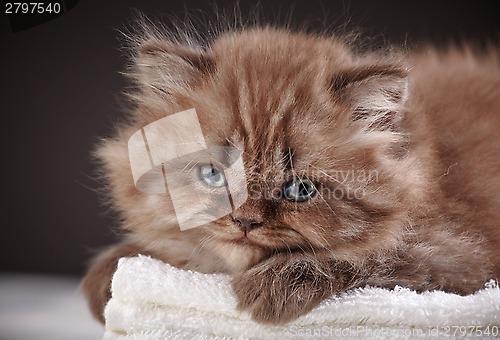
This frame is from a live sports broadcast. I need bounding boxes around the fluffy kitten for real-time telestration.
[82,19,500,325]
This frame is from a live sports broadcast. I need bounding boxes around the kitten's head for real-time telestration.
[98,24,429,272]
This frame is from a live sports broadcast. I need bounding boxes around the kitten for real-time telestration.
[82,18,500,325]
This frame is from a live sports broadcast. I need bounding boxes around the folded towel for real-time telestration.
[103,255,500,339]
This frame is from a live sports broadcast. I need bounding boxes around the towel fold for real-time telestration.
[103,255,500,339]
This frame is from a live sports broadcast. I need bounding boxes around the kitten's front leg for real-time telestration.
[81,241,145,323]
[232,253,357,325]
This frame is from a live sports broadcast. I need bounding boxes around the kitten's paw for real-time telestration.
[231,257,334,325]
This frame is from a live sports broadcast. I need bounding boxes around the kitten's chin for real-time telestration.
[212,238,269,273]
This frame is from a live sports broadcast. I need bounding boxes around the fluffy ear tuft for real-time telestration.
[332,65,409,130]
[132,38,215,96]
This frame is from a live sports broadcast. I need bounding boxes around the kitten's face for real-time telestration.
[102,28,426,272]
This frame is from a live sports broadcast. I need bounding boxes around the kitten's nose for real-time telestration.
[232,216,263,233]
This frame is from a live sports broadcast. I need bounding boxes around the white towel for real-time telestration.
[103,255,500,340]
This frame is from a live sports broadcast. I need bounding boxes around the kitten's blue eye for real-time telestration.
[283,178,316,202]
[199,164,226,187]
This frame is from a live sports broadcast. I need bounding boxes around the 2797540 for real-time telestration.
[5,2,61,14]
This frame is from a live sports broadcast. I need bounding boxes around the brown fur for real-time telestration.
[82,21,500,324]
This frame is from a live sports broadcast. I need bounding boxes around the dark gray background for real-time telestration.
[1,0,499,276]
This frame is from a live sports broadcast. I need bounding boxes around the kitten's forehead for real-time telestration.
[205,30,348,152]
[180,30,357,180]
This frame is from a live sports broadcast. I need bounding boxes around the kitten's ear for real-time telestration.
[133,39,214,96]
[331,65,409,129]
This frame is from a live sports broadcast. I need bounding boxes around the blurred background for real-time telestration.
[1,0,499,339]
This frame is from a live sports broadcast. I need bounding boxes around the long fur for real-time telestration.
[82,14,500,324]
